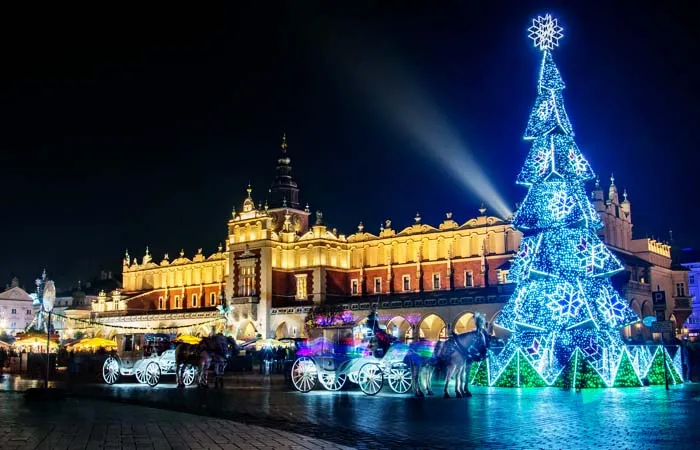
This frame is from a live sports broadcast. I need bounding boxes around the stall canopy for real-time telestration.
[67,337,117,351]
[13,336,59,352]
[173,335,201,345]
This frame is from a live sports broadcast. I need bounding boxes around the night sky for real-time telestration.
[2,1,697,289]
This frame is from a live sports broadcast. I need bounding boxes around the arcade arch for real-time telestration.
[236,320,257,340]
[418,314,447,341]
[453,312,476,334]
[385,316,412,342]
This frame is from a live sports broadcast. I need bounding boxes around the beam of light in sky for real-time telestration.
[327,30,512,219]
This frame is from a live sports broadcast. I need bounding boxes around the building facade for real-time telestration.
[91,137,691,342]
[0,279,35,335]
[591,175,692,340]
[680,249,700,339]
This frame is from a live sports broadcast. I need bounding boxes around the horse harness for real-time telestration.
[452,329,487,363]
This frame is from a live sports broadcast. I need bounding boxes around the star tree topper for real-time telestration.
[528,14,564,51]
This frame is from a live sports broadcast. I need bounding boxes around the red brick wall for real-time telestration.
[422,264,450,291]
[392,266,416,293]
[326,270,349,296]
[363,268,385,294]
[272,270,294,298]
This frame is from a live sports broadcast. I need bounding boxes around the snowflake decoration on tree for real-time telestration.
[596,287,628,326]
[511,239,535,280]
[548,191,576,220]
[526,336,548,360]
[583,338,602,362]
[546,283,583,319]
[576,237,611,275]
[528,14,564,51]
[568,149,590,175]
[533,148,551,175]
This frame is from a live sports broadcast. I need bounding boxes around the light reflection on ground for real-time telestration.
[3,373,700,449]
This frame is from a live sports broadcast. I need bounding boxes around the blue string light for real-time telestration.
[493,15,640,387]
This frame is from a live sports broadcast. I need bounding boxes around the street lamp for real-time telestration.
[42,280,55,389]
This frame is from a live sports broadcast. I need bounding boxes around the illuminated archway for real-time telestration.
[236,320,257,340]
[275,322,289,339]
[385,316,411,342]
[419,314,447,341]
[453,312,476,334]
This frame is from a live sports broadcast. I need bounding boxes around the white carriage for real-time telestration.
[102,333,198,387]
[291,324,413,395]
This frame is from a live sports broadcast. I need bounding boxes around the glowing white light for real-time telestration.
[528,14,564,51]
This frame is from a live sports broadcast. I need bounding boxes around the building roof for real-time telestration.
[0,286,34,303]
[609,248,652,268]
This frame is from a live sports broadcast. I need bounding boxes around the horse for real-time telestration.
[403,337,437,397]
[175,334,238,389]
[411,313,495,398]
[435,313,492,398]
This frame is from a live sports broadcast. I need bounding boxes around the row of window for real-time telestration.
[158,292,219,309]
[351,271,475,295]
[0,309,32,315]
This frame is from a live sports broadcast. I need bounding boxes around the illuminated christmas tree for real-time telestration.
[492,15,640,387]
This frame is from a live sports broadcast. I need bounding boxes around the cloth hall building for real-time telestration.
[87,137,692,343]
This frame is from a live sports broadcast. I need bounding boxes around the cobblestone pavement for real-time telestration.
[0,394,352,450]
[3,374,700,449]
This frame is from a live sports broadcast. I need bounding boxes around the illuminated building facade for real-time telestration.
[89,136,689,342]
[0,278,35,335]
[591,176,692,340]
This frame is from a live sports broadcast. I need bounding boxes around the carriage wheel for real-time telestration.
[319,371,347,391]
[291,357,318,393]
[358,363,383,396]
[182,365,197,386]
[387,362,412,394]
[102,356,120,384]
[135,367,146,384]
[145,361,161,387]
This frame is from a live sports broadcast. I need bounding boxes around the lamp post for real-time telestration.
[42,280,56,389]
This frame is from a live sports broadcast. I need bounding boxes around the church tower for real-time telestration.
[268,134,300,209]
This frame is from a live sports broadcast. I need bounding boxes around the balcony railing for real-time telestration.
[230,295,259,305]
[625,280,651,293]
[673,296,691,310]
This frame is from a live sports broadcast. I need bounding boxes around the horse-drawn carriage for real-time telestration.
[102,333,198,387]
[290,322,414,395]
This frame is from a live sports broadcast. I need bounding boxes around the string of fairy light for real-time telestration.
[44,310,225,332]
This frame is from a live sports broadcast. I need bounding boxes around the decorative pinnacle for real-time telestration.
[479,202,487,215]
[281,133,287,152]
[246,183,252,197]
[623,189,628,201]
[610,173,615,185]
[446,212,453,220]
[218,242,223,252]
[385,219,391,229]
[358,221,364,232]
[528,14,564,51]
[180,249,185,257]
[414,212,421,223]
[145,245,150,256]
[304,203,310,213]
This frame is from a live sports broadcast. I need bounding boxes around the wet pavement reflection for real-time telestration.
[3,374,700,449]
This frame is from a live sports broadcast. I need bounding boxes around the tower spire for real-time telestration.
[268,133,300,208]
